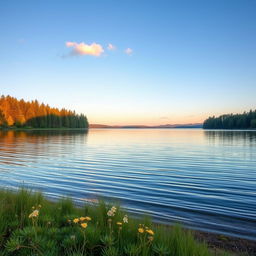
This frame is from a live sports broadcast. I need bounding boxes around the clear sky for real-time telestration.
[0,0,255,125]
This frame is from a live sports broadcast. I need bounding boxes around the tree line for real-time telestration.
[203,110,256,129]
[0,95,88,129]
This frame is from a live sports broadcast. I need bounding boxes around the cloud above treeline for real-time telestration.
[66,42,104,56]
[65,41,132,57]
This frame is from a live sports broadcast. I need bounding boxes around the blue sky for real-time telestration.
[0,0,255,125]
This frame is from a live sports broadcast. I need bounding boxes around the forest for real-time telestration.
[203,110,256,129]
[0,95,88,129]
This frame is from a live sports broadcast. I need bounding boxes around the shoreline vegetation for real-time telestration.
[203,110,256,129]
[0,189,255,256]
[0,127,89,131]
[0,95,88,129]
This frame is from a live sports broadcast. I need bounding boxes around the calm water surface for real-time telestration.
[0,129,255,240]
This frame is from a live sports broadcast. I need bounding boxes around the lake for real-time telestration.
[0,129,255,240]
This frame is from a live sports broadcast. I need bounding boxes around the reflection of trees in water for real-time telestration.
[204,130,256,145]
[0,130,89,162]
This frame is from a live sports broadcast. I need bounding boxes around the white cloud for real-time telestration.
[107,43,116,51]
[66,41,104,57]
[125,48,133,55]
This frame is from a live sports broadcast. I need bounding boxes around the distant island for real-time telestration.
[90,123,203,129]
[203,110,256,129]
[0,95,88,129]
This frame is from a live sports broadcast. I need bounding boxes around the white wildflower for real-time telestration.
[123,215,128,223]
[107,210,114,217]
[111,206,117,213]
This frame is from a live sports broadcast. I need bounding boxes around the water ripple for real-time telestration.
[0,129,255,240]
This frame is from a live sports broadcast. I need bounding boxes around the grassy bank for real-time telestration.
[0,189,229,256]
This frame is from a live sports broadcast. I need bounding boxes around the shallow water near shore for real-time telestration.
[0,128,255,240]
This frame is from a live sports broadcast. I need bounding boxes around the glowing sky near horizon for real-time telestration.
[0,0,255,125]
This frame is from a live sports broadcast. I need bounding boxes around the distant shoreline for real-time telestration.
[89,123,203,129]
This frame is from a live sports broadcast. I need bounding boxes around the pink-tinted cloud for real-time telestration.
[66,41,104,56]
[125,48,133,55]
[107,43,116,51]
